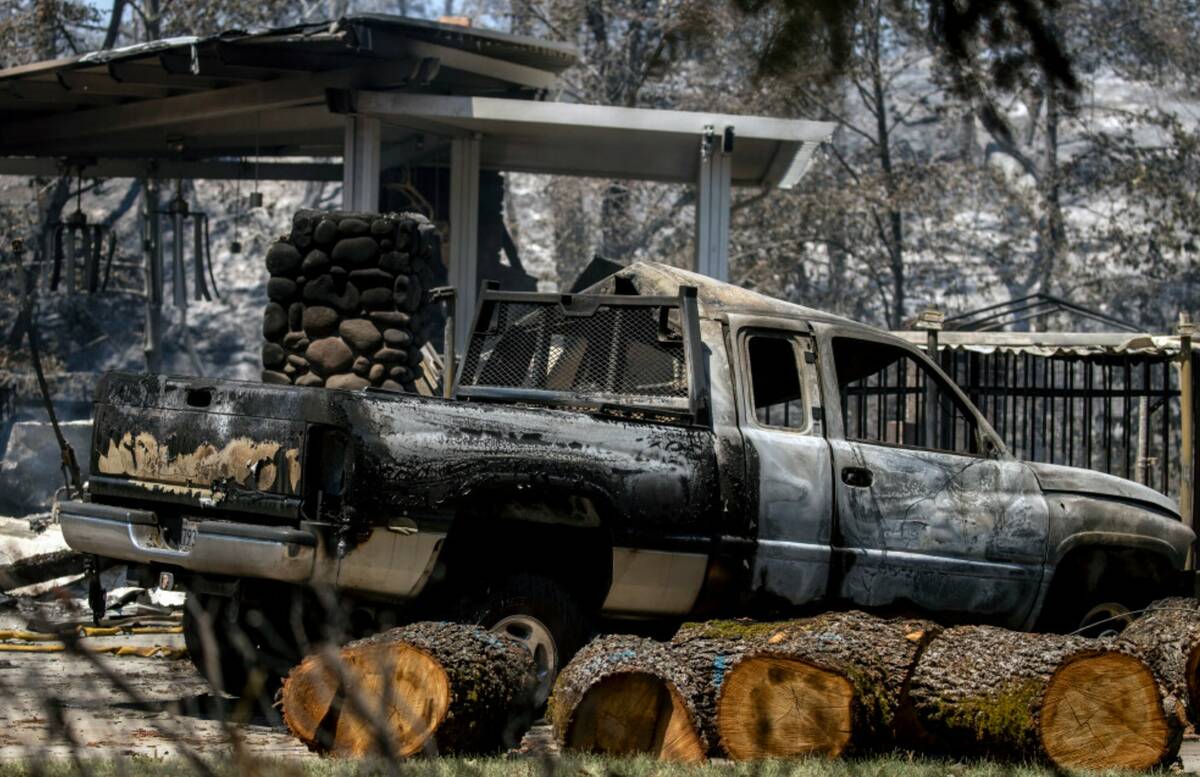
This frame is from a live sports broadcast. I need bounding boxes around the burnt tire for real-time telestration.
[1037,565,1158,637]
[184,593,297,699]
[457,574,590,707]
[184,593,251,695]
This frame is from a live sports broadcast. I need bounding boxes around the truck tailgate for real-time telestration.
[89,373,307,518]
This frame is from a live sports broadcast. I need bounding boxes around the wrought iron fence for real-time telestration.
[938,349,1183,497]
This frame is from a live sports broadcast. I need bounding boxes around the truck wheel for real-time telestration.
[184,594,251,695]
[459,574,589,706]
[1076,601,1135,638]
[1039,580,1148,637]
[184,593,295,698]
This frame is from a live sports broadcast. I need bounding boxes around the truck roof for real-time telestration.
[584,261,880,334]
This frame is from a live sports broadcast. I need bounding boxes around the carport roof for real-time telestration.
[346,92,834,188]
[0,14,832,192]
[0,15,576,160]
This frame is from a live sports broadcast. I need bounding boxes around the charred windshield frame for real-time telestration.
[452,285,712,427]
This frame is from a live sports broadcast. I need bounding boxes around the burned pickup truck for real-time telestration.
[58,261,1192,699]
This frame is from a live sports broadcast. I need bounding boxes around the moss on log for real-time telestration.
[909,624,1182,771]
[668,618,763,752]
[280,621,536,757]
[548,634,706,762]
[712,611,937,759]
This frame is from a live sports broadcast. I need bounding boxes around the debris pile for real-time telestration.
[261,210,440,391]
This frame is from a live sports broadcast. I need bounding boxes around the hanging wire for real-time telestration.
[230,159,244,253]
[1068,605,1198,636]
[250,112,263,208]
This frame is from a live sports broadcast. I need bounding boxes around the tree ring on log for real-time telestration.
[565,671,706,762]
[716,655,854,760]
[1039,652,1169,771]
[282,643,451,757]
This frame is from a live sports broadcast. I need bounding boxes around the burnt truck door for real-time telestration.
[819,329,1049,625]
[727,314,833,605]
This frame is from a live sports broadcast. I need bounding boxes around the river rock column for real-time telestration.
[261,210,439,391]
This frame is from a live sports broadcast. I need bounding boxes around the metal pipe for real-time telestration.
[1177,312,1194,565]
[1136,396,1150,485]
[65,221,78,296]
[172,208,187,310]
[429,286,458,399]
[193,213,208,301]
[144,179,164,372]
[443,298,456,399]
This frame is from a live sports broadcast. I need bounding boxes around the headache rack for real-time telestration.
[454,285,711,426]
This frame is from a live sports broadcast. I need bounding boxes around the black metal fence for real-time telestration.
[935,348,1183,497]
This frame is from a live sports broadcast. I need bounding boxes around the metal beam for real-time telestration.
[449,134,481,353]
[348,92,834,187]
[0,156,341,181]
[342,115,381,210]
[353,92,833,144]
[0,59,420,148]
[694,126,732,281]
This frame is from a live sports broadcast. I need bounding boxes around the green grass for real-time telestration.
[0,754,1150,777]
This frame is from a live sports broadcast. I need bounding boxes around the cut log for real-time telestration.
[709,611,937,759]
[548,634,706,762]
[0,549,87,591]
[280,621,537,757]
[667,618,768,752]
[909,624,1182,772]
[1121,597,1200,726]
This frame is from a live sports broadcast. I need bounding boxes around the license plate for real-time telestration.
[179,519,199,552]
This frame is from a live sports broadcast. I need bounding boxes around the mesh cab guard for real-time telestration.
[454,285,711,426]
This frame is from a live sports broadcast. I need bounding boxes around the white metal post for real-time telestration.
[449,133,481,354]
[694,125,733,281]
[342,115,381,211]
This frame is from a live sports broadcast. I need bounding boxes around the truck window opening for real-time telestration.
[832,337,978,455]
[746,334,807,429]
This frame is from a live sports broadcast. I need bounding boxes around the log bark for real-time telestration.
[909,624,1183,772]
[280,621,536,757]
[667,618,766,752]
[709,611,937,759]
[1121,597,1200,726]
[548,634,707,762]
[0,549,86,591]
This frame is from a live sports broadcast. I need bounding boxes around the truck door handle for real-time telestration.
[841,467,873,488]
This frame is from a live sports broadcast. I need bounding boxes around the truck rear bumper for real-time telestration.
[58,500,318,584]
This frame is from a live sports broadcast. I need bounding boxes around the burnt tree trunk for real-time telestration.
[1121,597,1200,726]
[548,634,707,762]
[280,622,536,757]
[709,611,937,759]
[909,625,1182,772]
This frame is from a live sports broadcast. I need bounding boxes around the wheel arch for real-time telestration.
[438,485,617,611]
[1036,542,1179,631]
